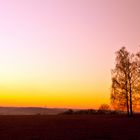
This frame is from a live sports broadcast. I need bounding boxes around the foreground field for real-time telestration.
[0,115,139,140]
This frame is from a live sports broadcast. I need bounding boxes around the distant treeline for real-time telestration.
[60,109,124,115]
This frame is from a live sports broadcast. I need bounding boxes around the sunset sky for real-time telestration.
[0,0,140,109]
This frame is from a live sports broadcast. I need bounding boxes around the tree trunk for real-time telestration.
[126,80,130,116]
[129,83,133,116]
[126,93,130,116]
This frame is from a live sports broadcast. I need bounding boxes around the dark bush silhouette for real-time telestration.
[62,109,74,115]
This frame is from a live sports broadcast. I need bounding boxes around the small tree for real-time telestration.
[98,104,110,114]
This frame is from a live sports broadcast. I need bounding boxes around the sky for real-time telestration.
[0,0,140,109]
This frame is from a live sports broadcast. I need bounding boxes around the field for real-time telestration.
[0,115,140,140]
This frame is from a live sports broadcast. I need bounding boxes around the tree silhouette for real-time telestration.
[111,47,140,116]
[98,104,110,111]
[98,104,110,114]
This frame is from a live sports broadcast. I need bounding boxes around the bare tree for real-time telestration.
[98,104,110,114]
[134,51,140,108]
[98,104,110,111]
[111,47,139,116]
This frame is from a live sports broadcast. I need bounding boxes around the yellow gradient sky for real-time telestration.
[0,0,140,109]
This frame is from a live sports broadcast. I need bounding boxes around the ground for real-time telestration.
[0,115,139,140]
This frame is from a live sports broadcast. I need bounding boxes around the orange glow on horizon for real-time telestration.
[0,81,110,109]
